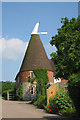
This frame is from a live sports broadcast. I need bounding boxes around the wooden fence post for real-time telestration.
[7,91,9,100]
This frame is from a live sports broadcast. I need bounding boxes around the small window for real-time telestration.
[30,71,33,78]
[54,77,61,84]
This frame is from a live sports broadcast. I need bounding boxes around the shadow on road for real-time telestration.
[1,118,80,120]
[43,116,80,120]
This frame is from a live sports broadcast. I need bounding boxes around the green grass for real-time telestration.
[0,95,2,98]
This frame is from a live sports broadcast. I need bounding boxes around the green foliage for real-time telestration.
[2,89,16,100]
[17,82,23,101]
[0,82,2,95]
[50,17,80,79]
[61,107,77,117]
[2,90,7,99]
[31,97,37,104]
[50,17,80,115]
[2,81,16,99]
[33,68,48,98]
[34,95,47,109]
[68,73,80,114]
[45,101,59,114]
[2,81,16,93]
[28,76,36,84]
[45,88,76,116]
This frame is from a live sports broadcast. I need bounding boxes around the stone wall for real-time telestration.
[16,76,20,96]
[47,81,68,104]
[23,82,31,100]
[47,82,59,104]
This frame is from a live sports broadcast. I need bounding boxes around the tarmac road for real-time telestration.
[2,99,61,119]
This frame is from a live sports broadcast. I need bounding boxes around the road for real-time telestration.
[2,99,62,119]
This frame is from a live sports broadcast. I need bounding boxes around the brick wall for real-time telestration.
[47,71,54,83]
[61,78,68,83]
[16,71,36,83]
[16,70,54,83]
[20,71,30,82]
[16,70,54,100]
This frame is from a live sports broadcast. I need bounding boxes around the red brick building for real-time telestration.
[15,34,56,100]
[15,23,58,100]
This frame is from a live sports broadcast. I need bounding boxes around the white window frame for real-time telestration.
[54,77,61,84]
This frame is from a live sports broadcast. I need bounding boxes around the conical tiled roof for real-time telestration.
[19,34,54,72]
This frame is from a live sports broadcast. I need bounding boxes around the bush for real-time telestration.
[2,90,7,99]
[2,81,16,93]
[68,73,80,115]
[31,97,37,104]
[45,88,76,116]
[45,101,59,114]
[61,107,77,117]
[34,95,47,109]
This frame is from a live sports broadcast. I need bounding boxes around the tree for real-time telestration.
[2,81,16,93]
[50,17,80,114]
[2,81,16,99]
[50,17,80,79]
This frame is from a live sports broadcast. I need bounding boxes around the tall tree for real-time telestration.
[50,17,80,79]
[50,17,80,114]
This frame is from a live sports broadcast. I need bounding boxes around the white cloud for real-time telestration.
[0,38,28,61]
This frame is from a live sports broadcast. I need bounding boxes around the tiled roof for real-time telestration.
[15,34,55,80]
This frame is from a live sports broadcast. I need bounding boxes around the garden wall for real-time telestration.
[47,82,59,104]
[47,82,68,104]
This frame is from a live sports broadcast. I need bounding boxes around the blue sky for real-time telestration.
[1,2,78,82]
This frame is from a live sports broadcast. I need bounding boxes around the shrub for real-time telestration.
[2,81,16,99]
[54,88,73,111]
[45,101,59,114]
[34,95,47,109]
[31,97,37,104]
[68,73,80,115]
[45,88,76,116]
[61,107,77,117]
[2,90,7,99]
[2,81,16,93]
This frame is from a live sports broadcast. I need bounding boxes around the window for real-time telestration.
[30,71,33,78]
[31,87,33,94]
[54,77,61,84]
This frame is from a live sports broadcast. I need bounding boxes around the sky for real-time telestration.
[1,2,78,82]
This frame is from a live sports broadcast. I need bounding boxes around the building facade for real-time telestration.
[15,34,57,100]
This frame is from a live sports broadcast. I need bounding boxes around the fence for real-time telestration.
[7,91,16,100]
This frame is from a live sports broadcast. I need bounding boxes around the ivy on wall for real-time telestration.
[33,68,49,98]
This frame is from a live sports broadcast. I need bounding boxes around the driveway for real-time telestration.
[2,99,61,119]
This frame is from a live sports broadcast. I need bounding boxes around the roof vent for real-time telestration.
[31,22,48,35]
